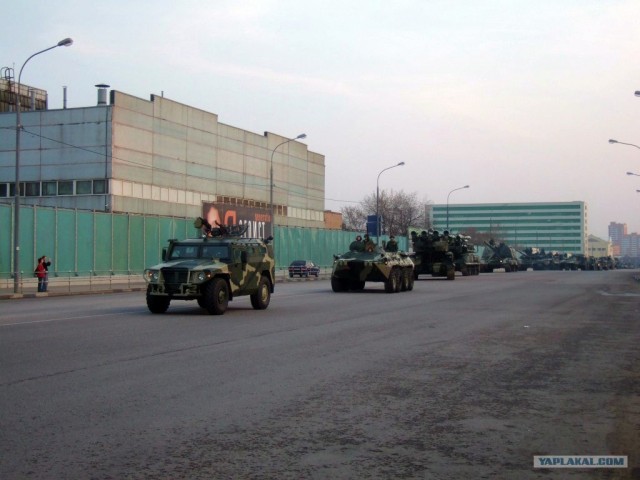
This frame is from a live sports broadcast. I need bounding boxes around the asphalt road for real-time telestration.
[1,270,639,479]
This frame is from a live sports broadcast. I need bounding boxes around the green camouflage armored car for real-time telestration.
[143,219,275,315]
[331,246,415,293]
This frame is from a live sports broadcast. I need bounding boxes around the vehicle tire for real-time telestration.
[250,275,271,310]
[202,278,229,315]
[331,276,349,292]
[350,280,365,290]
[146,292,170,314]
[407,271,415,291]
[394,269,402,292]
[400,269,409,291]
[446,266,455,280]
[197,297,207,309]
[385,269,398,293]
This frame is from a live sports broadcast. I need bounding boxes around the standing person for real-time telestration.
[41,256,51,292]
[35,257,46,292]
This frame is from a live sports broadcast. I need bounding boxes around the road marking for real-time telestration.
[597,291,640,297]
[0,310,141,327]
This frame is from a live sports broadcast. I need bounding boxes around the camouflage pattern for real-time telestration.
[410,230,480,280]
[144,222,275,315]
[481,240,520,273]
[331,246,415,293]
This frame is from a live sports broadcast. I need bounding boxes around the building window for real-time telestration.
[93,179,107,194]
[42,181,57,196]
[76,180,92,195]
[25,182,41,196]
[0,184,6,197]
[58,181,73,195]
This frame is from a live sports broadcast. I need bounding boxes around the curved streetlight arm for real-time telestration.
[13,38,73,294]
[627,172,640,177]
[376,162,405,241]
[269,133,306,233]
[609,139,640,150]
[446,185,470,231]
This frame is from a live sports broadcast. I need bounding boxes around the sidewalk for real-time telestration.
[0,270,329,300]
[0,274,148,300]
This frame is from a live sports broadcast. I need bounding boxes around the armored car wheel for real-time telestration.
[250,275,271,310]
[385,269,398,293]
[146,291,170,314]
[350,280,365,291]
[400,269,410,291]
[407,270,414,291]
[331,277,349,292]
[202,277,229,315]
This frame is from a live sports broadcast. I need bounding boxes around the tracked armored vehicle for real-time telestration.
[481,240,520,272]
[143,218,275,315]
[410,230,479,280]
[331,246,414,293]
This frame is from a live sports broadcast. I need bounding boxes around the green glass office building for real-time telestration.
[430,201,587,254]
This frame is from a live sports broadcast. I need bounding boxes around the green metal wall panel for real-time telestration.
[0,204,12,275]
[94,213,113,274]
[113,215,129,273]
[129,215,145,272]
[19,206,35,277]
[77,211,94,275]
[34,207,56,263]
[56,209,77,275]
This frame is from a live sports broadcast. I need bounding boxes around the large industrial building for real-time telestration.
[430,201,588,254]
[0,84,327,235]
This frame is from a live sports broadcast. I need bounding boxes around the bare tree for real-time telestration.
[340,205,366,231]
[340,189,430,236]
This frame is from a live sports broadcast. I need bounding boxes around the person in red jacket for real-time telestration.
[35,257,46,292]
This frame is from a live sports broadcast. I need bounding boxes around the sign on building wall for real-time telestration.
[202,202,272,238]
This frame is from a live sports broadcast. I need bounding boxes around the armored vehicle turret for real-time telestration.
[331,243,414,293]
[143,218,275,315]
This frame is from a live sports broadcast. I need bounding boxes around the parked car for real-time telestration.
[288,260,320,278]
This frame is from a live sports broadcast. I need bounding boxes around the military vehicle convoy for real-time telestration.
[410,230,480,280]
[331,245,415,293]
[143,218,275,315]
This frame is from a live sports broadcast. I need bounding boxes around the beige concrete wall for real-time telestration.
[110,91,325,226]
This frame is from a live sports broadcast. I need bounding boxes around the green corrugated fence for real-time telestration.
[0,203,407,278]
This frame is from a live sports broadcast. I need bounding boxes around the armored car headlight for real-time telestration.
[144,269,160,282]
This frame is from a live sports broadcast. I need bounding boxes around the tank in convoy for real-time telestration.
[481,239,520,272]
[331,234,415,293]
[143,217,275,315]
[411,230,480,280]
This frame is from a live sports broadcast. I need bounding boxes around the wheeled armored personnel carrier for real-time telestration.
[331,246,415,293]
[143,218,275,315]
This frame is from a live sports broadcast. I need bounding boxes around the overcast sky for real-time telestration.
[5,0,640,238]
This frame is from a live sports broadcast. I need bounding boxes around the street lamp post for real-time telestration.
[13,37,73,294]
[446,185,470,231]
[269,133,306,236]
[376,162,405,242]
[609,139,640,150]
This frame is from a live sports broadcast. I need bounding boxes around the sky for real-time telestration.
[4,0,640,239]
